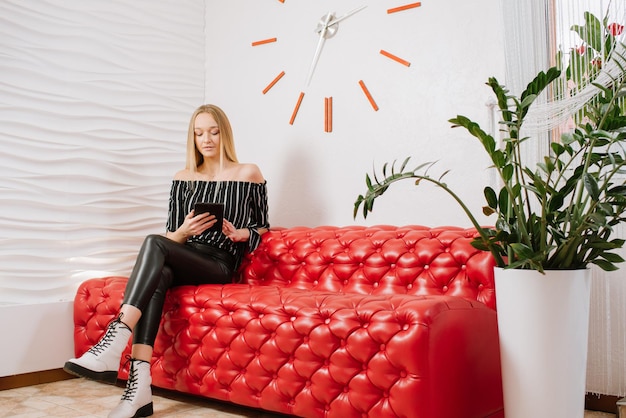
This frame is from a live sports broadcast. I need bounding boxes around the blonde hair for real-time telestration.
[185,104,238,174]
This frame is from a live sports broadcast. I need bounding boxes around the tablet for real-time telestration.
[194,202,224,233]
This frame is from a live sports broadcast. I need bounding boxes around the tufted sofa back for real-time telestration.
[240,225,497,310]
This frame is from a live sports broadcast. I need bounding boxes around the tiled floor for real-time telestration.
[0,377,618,417]
[0,378,284,417]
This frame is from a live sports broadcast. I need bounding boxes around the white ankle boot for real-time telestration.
[108,359,153,418]
[64,314,132,384]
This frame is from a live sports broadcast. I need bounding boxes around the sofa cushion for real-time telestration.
[241,225,497,310]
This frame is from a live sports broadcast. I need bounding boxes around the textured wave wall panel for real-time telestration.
[0,0,205,304]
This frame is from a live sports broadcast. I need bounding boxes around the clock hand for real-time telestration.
[306,12,334,86]
[327,5,367,27]
[305,6,367,86]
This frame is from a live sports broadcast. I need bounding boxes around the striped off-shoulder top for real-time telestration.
[166,180,270,269]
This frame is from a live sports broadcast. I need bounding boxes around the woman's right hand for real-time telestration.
[183,210,217,237]
[168,210,217,243]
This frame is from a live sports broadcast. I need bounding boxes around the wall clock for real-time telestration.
[251,1,421,133]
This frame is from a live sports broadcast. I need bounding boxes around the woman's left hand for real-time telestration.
[222,219,250,242]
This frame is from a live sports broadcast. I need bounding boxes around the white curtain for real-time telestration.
[499,0,552,189]
[501,0,552,97]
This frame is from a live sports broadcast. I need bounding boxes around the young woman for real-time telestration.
[64,104,269,418]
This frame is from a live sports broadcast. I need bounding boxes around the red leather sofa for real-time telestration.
[70,225,504,418]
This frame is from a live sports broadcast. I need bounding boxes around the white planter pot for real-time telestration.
[494,268,591,418]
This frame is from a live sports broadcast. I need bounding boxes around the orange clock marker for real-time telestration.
[251,37,277,47]
[328,97,333,132]
[262,71,285,94]
[290,92,305,125]
[325,97,333,133]
[359,80,379,111]
[387,2,421,14]
[380,49,411,67]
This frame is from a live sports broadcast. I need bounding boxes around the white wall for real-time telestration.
[0,0,205,305]
[0,302,74,376]
[205,0,506,229]
[0,0,205,375]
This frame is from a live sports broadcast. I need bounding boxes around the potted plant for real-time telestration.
[354,42,626,418]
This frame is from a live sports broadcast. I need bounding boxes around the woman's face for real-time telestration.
[194,112,220,160]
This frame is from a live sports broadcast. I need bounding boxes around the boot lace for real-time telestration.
[121,357,141,402]
[87,315,127,356]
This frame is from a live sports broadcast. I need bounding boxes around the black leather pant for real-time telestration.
[122,234,235,346]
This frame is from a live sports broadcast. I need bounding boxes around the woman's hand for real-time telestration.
[184,210,217,236]
[168,210,217,243]
[222,219,250,242]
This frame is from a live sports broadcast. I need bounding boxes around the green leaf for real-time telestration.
[583,173,600,201]
[471,239,491,252]
[551,142,566,156]
[588,241,621,250]
[511,183,522,199]
[495,219,511,234]
[502,164,514,181]
[450,115,496,153]
[548,194,564,211]
[498,188,509,211]
[510,243,536,259]
[438,170,451,182]
[601,252,625,263]
[561,132,576,145]
[520,94,537,110]
[382,162,389,177]
[492,150,505,168]
[520,67,561,105]
[484,187,498,209]
[399,156,411,172]
[487,78,513,122]
[608,185,626,196]
[592,259,619,271]
[612,239,626,247]
[588,212,607,229]
[353,195,364,219]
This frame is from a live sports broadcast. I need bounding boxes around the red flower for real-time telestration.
[608,23,624,36]
[576,45,586,55]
